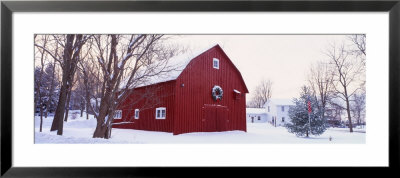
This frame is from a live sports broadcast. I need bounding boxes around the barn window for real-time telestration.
[156,107,166,119]
[114,110,122,119]
[281,106,285,112]
[213,58,219,69]
[258,116,261,120]
[134,109,139,119]
[282,117,285,122]
[268,106,270,112]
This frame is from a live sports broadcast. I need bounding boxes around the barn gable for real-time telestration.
[176,44,249,93]
[172,44,248,135]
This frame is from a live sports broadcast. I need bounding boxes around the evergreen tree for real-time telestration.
[285,86,328,137]
[34,64,60,115]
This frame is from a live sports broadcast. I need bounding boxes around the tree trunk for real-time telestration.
[93,85,117,139]
[345,100,353,132]
[40,105,43,132]
[64,87,72,122]
[37,78,43,132]
[34,92,38,116]
[84,72,90,120]
[86,107,89,120]
[51,83,68,133]
[50,35,78,135]
[93,105,109,138]
[344,88,353,132]
[93,93,111,138]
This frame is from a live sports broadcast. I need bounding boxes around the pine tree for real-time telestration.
[285,86,328,137]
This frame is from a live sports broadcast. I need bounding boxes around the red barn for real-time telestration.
[112,44,248,135]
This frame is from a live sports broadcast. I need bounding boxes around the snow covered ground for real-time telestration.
[35,111,365,144]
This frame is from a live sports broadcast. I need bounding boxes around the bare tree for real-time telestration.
[35,34,91,135]
[325,43,364,132]
[350,91,366,126]
[89,34,181,139]
[63,73,78,122]
[348,34,366,89]
[348,35,366,58]
[248,79,272,108]
[34,35,49,132]
[308,61,334,119]
[76,42,99,120]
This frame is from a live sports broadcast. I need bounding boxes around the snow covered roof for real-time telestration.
[130,44,219,88]
[246,108,267,114]
[264,98,295,107]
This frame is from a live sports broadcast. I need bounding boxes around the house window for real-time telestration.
[134,109,139,119]
[213,58,219,69]
[268,106,270,112]
[114,110,122,119]
[156,107,166,119]
[281,106,285,112]
[282,117,285,122]
[258,116,261,120]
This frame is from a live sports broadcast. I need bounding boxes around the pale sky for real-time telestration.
[171,35,349,102]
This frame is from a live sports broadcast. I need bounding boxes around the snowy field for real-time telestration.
[35,111,365,144]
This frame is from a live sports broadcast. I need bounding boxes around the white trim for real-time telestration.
[213,58,219,69]
[155,107,166,119]
[112,121,134,125]
[134,109,139,119]
[114,110,122,119]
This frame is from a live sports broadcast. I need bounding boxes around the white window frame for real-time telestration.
[114,110,122,119]
[134,109,139,119]
[155,107,166,119]
[213,58,219,69]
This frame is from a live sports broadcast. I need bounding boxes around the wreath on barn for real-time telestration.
[212,85,223,101]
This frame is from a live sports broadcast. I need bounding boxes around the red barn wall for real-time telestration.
[113,81,176,132]
[173,47,247,135]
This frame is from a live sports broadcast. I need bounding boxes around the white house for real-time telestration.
[246,108,268,123]
[264,99,295,127]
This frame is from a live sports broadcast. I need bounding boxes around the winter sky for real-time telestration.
[171,35,350,101]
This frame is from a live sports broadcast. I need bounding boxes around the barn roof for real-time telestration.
[246,108,267,114]
[120,45,211,89]
[264,98,295,107]
[142,44,215,85]
[131,44,249,93]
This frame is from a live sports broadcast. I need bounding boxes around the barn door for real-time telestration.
[204,106,217,132]
[216,107,228,131]
[203,105,228,132]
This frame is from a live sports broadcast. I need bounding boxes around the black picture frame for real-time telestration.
[1,0,399,177]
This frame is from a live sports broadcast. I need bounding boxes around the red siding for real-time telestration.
[173,46,247,135]
[113,81,176,132]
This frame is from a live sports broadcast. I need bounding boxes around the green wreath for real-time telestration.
[212,85,223,101]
